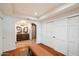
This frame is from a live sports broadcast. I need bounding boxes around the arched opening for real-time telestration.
[15,20,37,48]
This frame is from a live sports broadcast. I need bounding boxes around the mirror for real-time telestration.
[16,26,22,33]
[23,27,28,33]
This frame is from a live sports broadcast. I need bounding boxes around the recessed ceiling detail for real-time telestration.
[0,3,79,21]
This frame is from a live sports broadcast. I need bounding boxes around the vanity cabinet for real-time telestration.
[17,34,29,41]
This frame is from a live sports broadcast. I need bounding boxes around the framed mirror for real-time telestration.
[23,27,28,33]
[16,26,22,33]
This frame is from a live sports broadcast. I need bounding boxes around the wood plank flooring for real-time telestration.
[39,43,65,56]
[2,46,28,56]
[2,40,65,56]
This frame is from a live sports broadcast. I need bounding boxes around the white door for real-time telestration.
[46,22,55,47]
[68,16,79,56]
[0,17,2,55]
[46,19,68,55]
[3,17,16,52]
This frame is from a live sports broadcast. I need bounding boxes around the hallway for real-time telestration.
[0,3,79,56]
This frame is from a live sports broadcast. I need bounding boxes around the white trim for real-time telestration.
[45,13,79,23]
[39,4,76,20]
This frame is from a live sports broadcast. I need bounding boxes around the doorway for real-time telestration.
[31,23,36,42]
[15,20,37,48]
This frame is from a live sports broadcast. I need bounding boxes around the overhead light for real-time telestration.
[34,12,38,15]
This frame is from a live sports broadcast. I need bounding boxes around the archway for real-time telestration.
[15,20,37,48]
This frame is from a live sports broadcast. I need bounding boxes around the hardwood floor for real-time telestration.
[39,43,65,56]
[2,46,28,56]
[2,40,34,56]
[16,40,35,48]
[2,40,65,56]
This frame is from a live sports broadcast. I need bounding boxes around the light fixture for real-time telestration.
[34,12,38,15]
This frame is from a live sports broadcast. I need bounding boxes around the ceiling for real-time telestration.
[13,3,66,17]
[0,3,79,21]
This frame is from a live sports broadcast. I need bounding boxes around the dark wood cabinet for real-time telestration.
[17,34,29,41]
